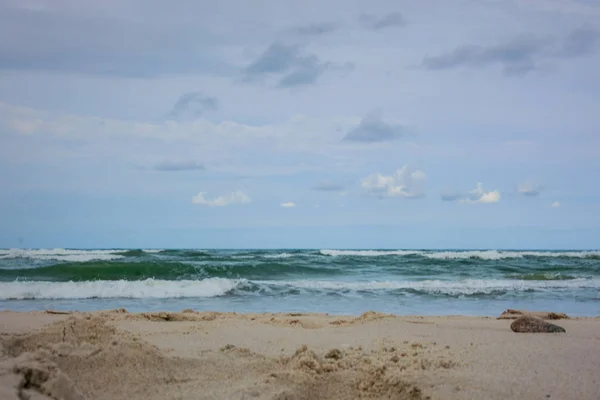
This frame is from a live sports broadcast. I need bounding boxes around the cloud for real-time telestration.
[0,102,355,177]
[440,189,465,202]
[292,22,337,36]
[153,160,205,172]
[0,4,235,77]
[280,202,296,208]
[517,181,542,196]
[463,183,501,204]
[343,111,408,143]
[361,165,426,198]
[421,34,551,75]
[278,55,330,87]
[551,201,561,208]
[360,13,406,30]
[442,183,500,204]
[192,191,252,207]
[559,26,599,57]
[421,28,599,76]
[168,92,218,119]
[244,43,300,77]
[313,181,345,192]
[242,42,348,87]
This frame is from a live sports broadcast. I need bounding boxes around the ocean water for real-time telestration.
[1,248,599,316]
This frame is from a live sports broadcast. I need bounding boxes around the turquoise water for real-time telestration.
[1,248,599,316]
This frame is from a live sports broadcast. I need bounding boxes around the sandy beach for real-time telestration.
[1,309,599,400]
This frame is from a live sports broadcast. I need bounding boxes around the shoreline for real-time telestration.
[2,309,600,399]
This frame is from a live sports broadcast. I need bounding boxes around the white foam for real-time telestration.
[318,249,600,259]
[231,253,297,259]
[0,248,125,262]
[0,278,246,300]
[142,249,164,254]
[319,250,421,257]
[257,278,600,296]
[423,250,600,260]
[263,253,295,259]
[423,250,507,260]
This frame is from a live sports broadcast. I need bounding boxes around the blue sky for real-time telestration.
[0,0,599,249]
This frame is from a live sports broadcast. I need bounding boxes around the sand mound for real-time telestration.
[3,315,117,357]
[0,315,456,399]
[0,350,84,400]
[1,316,197,400]
[265,344,434,399]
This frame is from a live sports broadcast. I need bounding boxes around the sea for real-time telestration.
[1,248,599,316]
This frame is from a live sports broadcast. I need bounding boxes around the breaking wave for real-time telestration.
[0,278,248,300]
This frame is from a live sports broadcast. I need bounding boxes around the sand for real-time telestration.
[1,309,599,399]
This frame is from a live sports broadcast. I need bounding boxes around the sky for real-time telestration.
[0,0,599,249]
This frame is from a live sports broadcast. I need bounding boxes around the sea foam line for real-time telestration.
[0,248,162,262]
[256,278,600,295]
[0,278,247,300]
[319,249,600,259]
[319,250,421,257]
[1,277,598,300]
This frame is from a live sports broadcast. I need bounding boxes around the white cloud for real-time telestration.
[192,191,252,207]
[460,183,501,204]
[361,165,426,198]
[551,201,561,208]
[517,181,542,196]
[280,202,296,208]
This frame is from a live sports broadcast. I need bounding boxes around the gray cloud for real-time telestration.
[343,112,407,143]
[244,43,301,77]
[422,35,550,75]
[360,12,406,31]
[243,42,348,87]
[169,92,218,119]
[0,4,235,77]
[559,26,599,57]
[440,190,465,202]
[292,22,338,36]
[313,181,346,192]
[154,160,206,172]
[422,27,599,76]
[278,55,330,87]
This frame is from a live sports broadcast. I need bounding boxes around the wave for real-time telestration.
[0,261,202,281]
[504,273,579,281]
[0,260,343,282]
[319,249,600,260]
[263,253,295,259]
[0,278,247,300]
[422,250,600,260]
[256,278,600,296]
[3,277,598,300]
[319,250,421,257]
[0,249,126,262]
[0,248,163,262]
[159,250,209,257]
[2,248,598,263]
